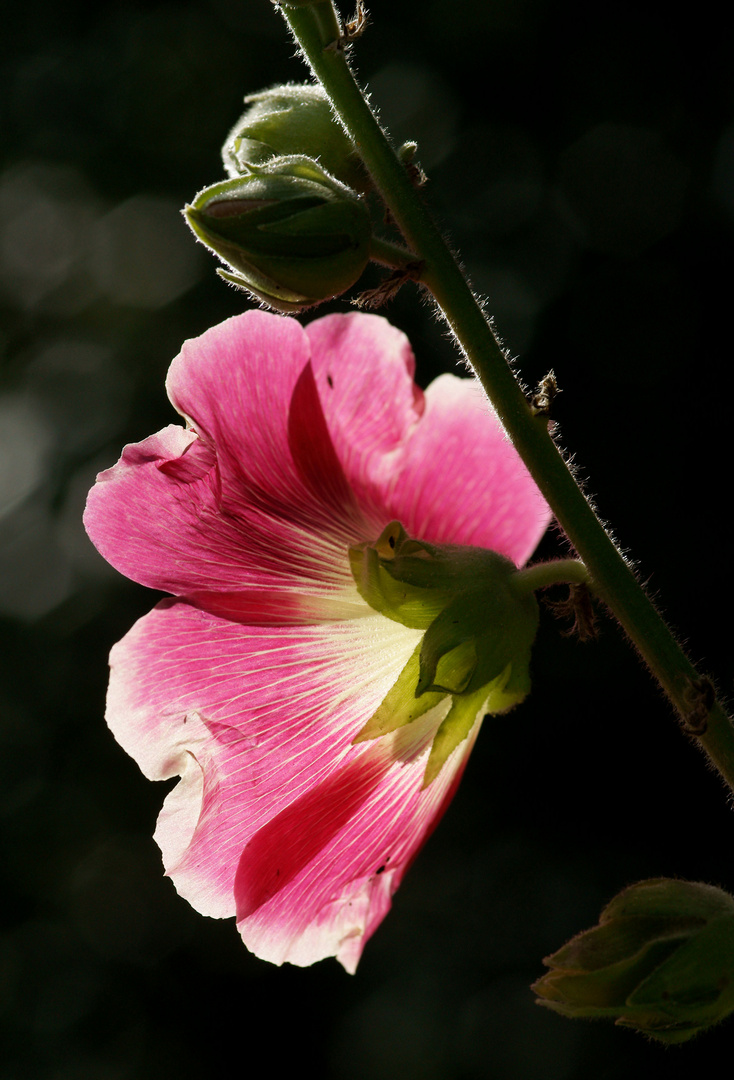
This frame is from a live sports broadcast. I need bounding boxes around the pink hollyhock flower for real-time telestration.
[84,310,550,972]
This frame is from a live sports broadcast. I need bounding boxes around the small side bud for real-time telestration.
[184,156,371,312]
[223,84,368,194]
[533,878,734,1044]
[398,141,419,164]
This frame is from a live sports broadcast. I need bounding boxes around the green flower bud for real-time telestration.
[223,84,368,194]
[184,156,371,312]
[533,878,734,1043]
[350,521,540,785]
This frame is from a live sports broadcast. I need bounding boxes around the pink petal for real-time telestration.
[384,375,550,566]
[84,312,370,619]
[303,313,550,563]
[107,598,418,914]
[303,313,425,518]
[166,311,352,531]
[235,721,477,972]
[106,598,479,970]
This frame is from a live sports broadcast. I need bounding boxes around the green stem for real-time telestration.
[282,0,342,45]
[513,559,589,596]
[276,4,734,796]
[369,235,420,270]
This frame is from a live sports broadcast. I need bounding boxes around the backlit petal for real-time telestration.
[384,375,550,565]
[303,314,550,562]
[106,597,424,921]
[235,715,479,972]
[85,312,371,619]
[304,312,425,519]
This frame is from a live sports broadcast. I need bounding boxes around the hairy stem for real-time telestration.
[276,2,734,796]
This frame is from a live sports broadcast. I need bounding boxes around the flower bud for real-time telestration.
[184,156,372,312]
[223,84,368,194]
[533,878,734,1043]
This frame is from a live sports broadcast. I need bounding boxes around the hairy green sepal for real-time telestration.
[350,522,539,785]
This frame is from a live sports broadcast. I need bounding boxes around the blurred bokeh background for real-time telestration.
[2,1,733,1076]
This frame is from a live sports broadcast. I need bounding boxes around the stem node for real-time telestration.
[681,674,716,736]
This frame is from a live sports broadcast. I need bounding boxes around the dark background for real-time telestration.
[2,1,733,1077]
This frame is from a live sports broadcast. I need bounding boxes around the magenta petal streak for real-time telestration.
[85,310,550,970]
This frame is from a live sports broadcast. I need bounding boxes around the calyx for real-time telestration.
[349,522,540,785]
